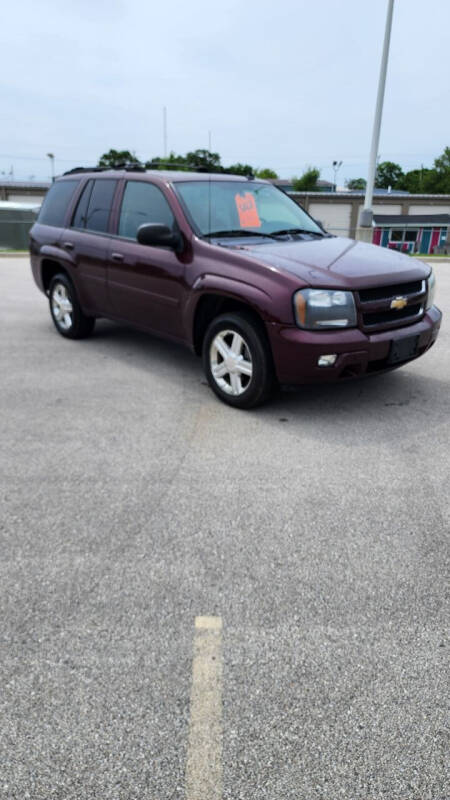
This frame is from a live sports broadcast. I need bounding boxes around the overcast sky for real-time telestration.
[1,0,449,184]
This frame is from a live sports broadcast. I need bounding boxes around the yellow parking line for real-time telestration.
[185,616,223,800]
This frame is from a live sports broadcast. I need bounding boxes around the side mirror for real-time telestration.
[312,217,327,233]
[137,222,182,251]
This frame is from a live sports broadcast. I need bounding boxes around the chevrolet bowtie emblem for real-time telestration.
[391,296,408,310]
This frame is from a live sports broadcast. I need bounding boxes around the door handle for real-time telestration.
[111,252,124,262]
[63,241,74,250]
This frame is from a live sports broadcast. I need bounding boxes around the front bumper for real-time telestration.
[267,306,442,385]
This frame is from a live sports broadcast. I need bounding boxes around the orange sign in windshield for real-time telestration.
[235,192,261,228]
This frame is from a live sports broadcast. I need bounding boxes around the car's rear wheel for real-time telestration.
[202,312,274,408]
[49,273,95,339]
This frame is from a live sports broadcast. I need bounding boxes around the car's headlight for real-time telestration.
[426,268,436,310]
[293,288,357,329]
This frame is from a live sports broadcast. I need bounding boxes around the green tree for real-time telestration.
[396,168,437,193]
[291,167,320,191]
[98,149,139,167]
[395,147,450,193]
[346,177,366,190]
[375,161,403,189]
[434,146,450,173]
[186,149,222,171]
[145,151,189,170]
[227,162,254,176]
[433,146,450,192]
[255,168,278,179]
[145,149,222,172]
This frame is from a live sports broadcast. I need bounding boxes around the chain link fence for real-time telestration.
[0,207,40,250]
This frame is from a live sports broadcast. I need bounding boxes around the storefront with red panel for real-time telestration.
[372,214,449,254]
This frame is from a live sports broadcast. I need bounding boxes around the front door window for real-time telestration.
[118,181,175,240]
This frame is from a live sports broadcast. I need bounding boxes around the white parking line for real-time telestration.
[185,616,223,800]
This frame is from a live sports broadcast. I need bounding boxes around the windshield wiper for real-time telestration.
[204,229,278,240]
[270,227,325,237]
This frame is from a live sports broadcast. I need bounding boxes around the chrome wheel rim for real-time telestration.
[51,283,73,331]
[210,329,253,396]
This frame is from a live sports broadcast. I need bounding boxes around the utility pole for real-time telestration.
[208,130,212,152]
[163,106,168,159]
[47,153,55,182]
[359,0,395,231]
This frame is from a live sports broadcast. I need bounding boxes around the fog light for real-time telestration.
[318,354,337,367]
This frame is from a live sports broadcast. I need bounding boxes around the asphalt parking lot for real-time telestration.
[1,256,449,800]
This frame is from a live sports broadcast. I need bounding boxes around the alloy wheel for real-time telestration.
[209,329,253,396]
[51,282,73,331]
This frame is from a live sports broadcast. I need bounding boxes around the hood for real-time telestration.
[230,236,430,289]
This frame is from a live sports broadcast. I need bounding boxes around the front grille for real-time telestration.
[358,280,422,303]
[357,279,426,332]
[362,303,422,327]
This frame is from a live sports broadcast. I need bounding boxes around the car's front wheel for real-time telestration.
[49,273,95,339]
[202,312,274,408]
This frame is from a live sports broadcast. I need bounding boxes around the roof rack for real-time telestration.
[113,163,146,172]
[63,162,257,178]
[63,163,146,176]
[63,166,109,175]
[146,160,219,172]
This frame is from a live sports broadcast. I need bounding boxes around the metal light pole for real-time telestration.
[163,107,168,159]
[47,153,55,182]
[360,0,395,229]
[332,160,343,192]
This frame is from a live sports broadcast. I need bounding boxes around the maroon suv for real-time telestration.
[30,167,441,408]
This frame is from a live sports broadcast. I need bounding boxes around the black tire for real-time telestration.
[202,311,275,409]
[49,273,95,339]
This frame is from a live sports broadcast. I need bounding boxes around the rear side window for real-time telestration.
[118,181,175,239]
[85,180,117,233]
[38,180,79,227]
[71,179,117,233]
[71,180,94,229]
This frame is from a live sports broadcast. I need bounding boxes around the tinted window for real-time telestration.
[84,180,117,233]
[71,180,94,228]
[118,181,175,240]
[405,230,418,242]
[38,180,79,227]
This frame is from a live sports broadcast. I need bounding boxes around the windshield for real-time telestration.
[174,180,323,238]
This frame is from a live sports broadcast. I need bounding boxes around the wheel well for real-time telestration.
[193,294,269,355]
[41,259,67,294]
